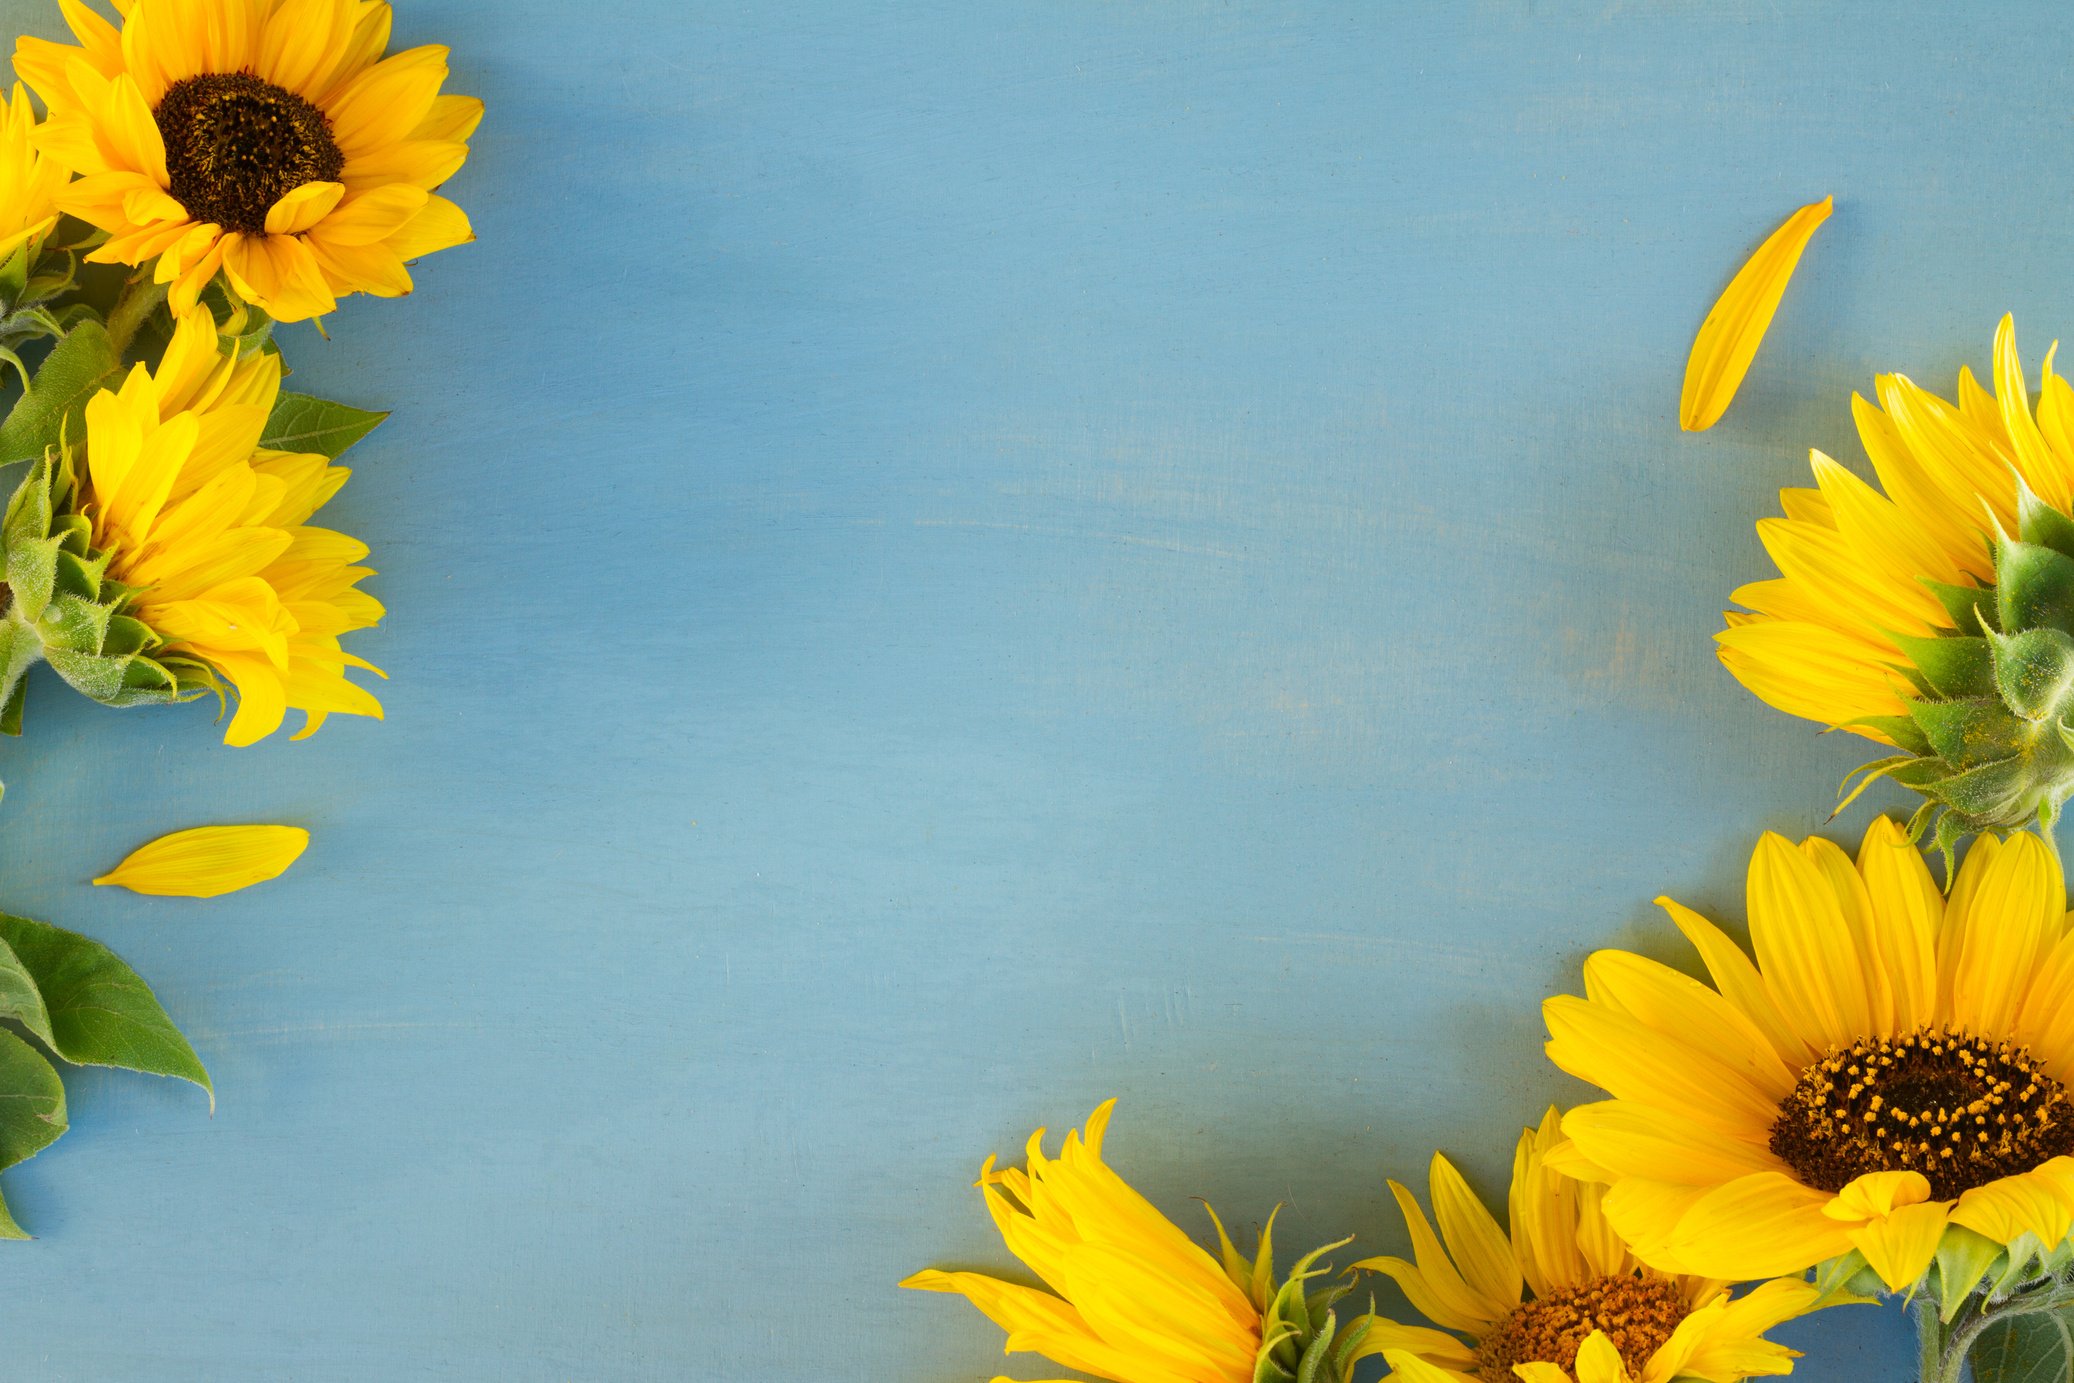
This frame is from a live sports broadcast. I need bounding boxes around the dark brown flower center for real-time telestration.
[1475,1275,1686,1383]
[1770,1024,2074,1199]
[154,72,343,236]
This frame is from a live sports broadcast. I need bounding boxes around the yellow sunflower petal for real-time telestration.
[1379,1349,1481,1383]
[1571,1331,1635,1383]
[93,824,309,897]
[1950,1158,2074,1248]
[1679,196,1832,431]
[1843,1201,1949,1293]
[1427,1153,1524,1316]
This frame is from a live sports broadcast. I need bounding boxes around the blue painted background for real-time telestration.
[8,0,2069,1376]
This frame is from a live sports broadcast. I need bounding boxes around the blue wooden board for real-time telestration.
[11,0,2067,1376]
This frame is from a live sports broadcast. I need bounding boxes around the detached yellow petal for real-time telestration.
[1680,196,1833,431]
[94,824,309,897]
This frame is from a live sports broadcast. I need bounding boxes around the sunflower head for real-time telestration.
[18,0,480,323]
[1719,316,2074,851]
[900,1099,1376,1383]
[0,303,383,742]
[1351,1109,1815,1383]
[1544,818,2074,1313]
[0,80,85,381]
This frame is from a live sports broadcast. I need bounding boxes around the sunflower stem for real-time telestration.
[103,273,167,358]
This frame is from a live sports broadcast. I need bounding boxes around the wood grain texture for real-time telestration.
[7,0,2061,1376]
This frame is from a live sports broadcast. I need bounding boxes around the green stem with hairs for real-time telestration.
[102,273,167,358]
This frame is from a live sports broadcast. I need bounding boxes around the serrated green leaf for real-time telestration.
[0,322,120,466]
[1897,633,1997,699]
[1970,1307,2074,1383]
[259,392,386,459]
[0,1026,65,1173]
[0,913,209,1102]
[1999,539,2074,639]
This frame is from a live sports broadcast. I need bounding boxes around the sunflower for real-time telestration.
[58,303,383,741]
[1352,1109,1816,1383]
[902,1100,1375,1383]
[16,0,479,323]
[0,81,63,265]
[1718,316,2074,843]
[1543,817,2074,1309]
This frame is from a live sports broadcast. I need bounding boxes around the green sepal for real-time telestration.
[2018,474,2074,562]
[1991,626,2074,722]
[1934,1226,2005,1322]
[1925,578,2001,634]
[1909,697,2027,767]
[0,447,213,732]
[1844,716,1935,756]
[1809,1249,1882,1307]
[1896,633,1997,699]
[1997,539,2074,640]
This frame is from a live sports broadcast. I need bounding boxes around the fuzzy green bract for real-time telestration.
[1848,476,2074,859]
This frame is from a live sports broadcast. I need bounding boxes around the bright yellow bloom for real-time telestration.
[18,0,479,322]
[1353,1109,1814,1383]
[0,81,65,263]
[903,1101,1371,1383]
[1717,315,2067,737]
[81,304,383,742]
[1681,197,1831,432]
[1544,818,2074,1295]
[95,823,307,895]
[903,1100,1262,1383]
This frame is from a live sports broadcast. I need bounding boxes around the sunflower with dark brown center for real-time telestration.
[1352,1109,1815,1383]
[1547,819,2074,1298]
[155,73,344,236]
[17,0,481,322]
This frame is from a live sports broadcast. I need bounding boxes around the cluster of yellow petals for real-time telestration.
[1546,819,2074,1293]
[0,80,64,264]
[1719,316,2074,741]
[17,0,478,322]
[83,304,382,742]
[900,1100,1263,1383]
[1355,1110,1814,1383]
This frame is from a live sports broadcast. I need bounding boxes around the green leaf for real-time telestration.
[1993,626,2074,721]
[0,1183,26,1240]
[259,392,386,459]
[0,322,120,466]
[1897,633,1997,699]
[1999,539,2074,639]
[1971,1307,2074,1383]
[0,914,209,1104]
[0,1026,65,1174]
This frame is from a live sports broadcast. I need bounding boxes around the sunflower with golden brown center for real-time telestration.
[16,0,480,322]
[1353,1109,1816,1383]
[1544,817,2074,1294]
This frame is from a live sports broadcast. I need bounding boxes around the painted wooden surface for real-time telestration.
[11,0,2064,1376]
